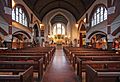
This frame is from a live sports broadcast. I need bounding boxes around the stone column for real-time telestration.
[107,0,113,50]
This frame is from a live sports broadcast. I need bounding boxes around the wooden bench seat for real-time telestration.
[0,58,43,81]
[71,52,120,67]
[63,47,117,63]
[0,66,33,82]
[0,53,49,70]
[76,58,120,82]
[86,65,120,82]
[73,55,120,69]
[0,47,56,65]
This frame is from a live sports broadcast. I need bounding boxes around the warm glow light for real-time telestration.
[40,24,44,30]
[40,24,43,27]
[68,35,70,39]
[48,35,51,38]
[57,23,61,27]
[83,18,86,23]
[12,0,15,8]
[65,35,68,38]
[51,35,54,38]
[75,24,79,28]
[48,35,54,38]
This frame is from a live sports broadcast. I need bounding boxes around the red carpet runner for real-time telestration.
[42,48,79,82]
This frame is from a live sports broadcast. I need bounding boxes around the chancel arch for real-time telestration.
[42,8,77,45]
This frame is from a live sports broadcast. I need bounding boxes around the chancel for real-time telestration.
[0,0,120,82]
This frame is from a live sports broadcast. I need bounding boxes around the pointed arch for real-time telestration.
[88,31,107,40]
[13,31,31,39]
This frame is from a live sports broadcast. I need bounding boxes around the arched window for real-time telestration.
[91,6,107,27]
[12,5,28,27]
[53,23,65,35]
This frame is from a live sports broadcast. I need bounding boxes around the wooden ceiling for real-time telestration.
[23,0,96,21]
[51,14,68,25]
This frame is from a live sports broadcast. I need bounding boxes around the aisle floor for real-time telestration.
[42,48,80,82]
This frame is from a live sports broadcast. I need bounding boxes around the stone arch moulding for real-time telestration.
[88,31,107,40]
[49,12,69,24]
[33,20,40,28]
[13,31,31,39]
[33,20,41,34]
[43,8,75,24]
[78,20,86,31]
[33,24,40,37]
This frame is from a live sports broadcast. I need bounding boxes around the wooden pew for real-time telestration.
[73,55,120,69]
[63,47,97,58]
[71,51,117,62]
[72,53,120,68]
[0,55,46,70]
[0,66,33,82]
[0,47,56,66]
[76,58,120,82]
[0,58,43,81]
[0,47,56,71]
[0,53,48,70]
[63,47,109,55]
[86,65,120,82]
[0,55,43,61]
[63,47,117,63]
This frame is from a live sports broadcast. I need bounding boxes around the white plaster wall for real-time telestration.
[68,13,77,41]
[0,16,9,34]
[0,16,9,41]
[111,14,120,38]
[115,32,120,37]
[67,22,71,38]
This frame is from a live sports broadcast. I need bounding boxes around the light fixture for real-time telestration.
[65,35,68,38]
[12,0,15,8]
[75,23,79,28]
[83,18,86,23]
[48,35,51,38]
[40,24,44,30]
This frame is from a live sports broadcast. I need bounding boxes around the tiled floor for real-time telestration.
[42,48,80,82]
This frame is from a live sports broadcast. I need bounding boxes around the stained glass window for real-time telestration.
[12,6,28,27]
[91,6,107,27]
[53,23,65,35]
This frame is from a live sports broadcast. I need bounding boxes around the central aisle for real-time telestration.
[42,48,79,82]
